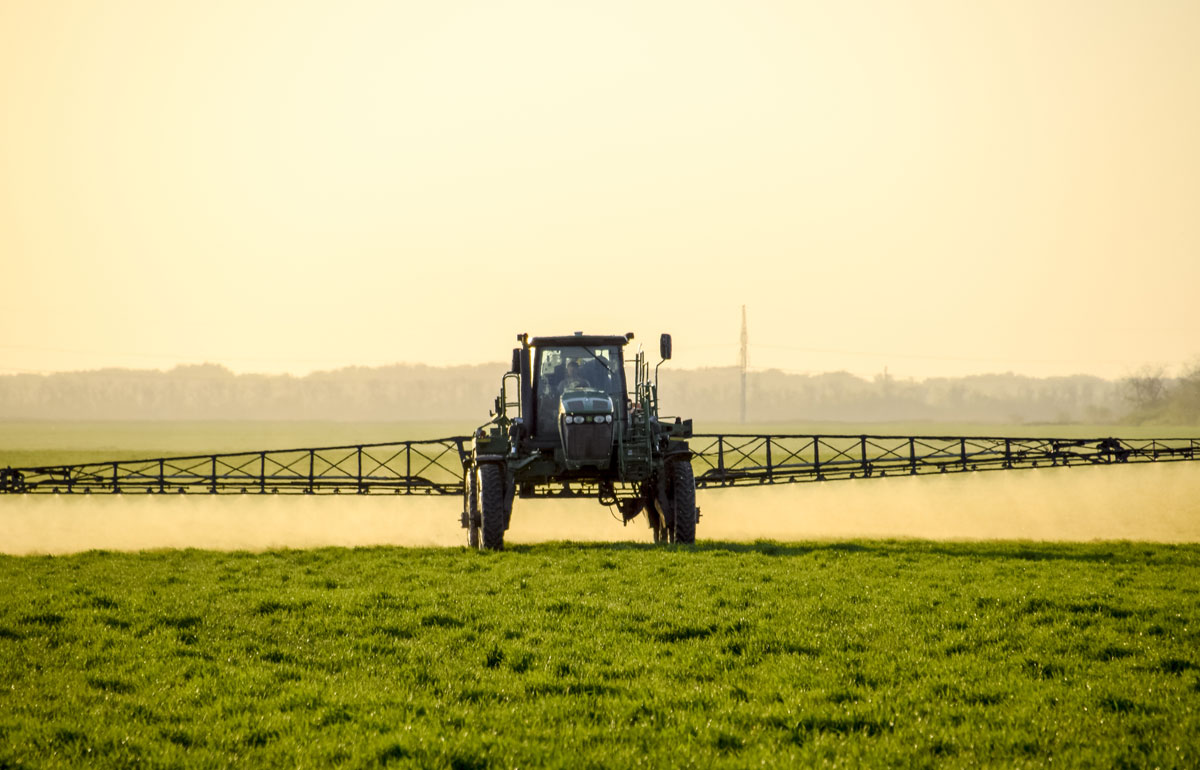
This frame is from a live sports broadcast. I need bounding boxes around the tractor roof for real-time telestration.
[530,334,631,348]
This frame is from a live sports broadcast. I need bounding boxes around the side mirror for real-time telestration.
[511,348,521,374]
[659,333,672,361]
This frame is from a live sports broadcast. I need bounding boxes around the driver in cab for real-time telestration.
[559,359,588,394]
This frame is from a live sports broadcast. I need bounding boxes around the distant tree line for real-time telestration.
[0,364,500,422]
[665,368,1127,424]
[1120,363,1200,425]
[4,361,1197,425]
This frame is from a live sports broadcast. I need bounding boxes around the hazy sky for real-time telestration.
[2,0,1197,380]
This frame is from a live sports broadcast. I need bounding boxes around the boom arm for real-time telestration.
[689,434,1198,488]
[1,434,1196,496]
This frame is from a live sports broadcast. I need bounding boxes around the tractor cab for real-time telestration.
[533,345,623,430]
[527,334,630,467]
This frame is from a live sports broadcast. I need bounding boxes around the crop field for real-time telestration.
[2,421,1199,766]
[2,541,1199,768]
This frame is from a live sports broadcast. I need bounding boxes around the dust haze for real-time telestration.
[2,464,1197,555]
[699,463,1200,543]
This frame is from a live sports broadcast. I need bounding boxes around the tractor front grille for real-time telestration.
[563,422,613,465]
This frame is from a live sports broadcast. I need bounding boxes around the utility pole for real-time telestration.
[739,305,748,424]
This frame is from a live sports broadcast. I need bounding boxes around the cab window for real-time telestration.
[533,346,624,437]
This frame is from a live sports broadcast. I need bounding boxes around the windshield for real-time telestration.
[533,345,625,437]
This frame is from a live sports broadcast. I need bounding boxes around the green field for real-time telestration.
[2,541,1198,768]
[2,421,1199,766]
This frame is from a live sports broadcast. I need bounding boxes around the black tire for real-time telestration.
[464,464,480,549]
[479,464,506,551]
[670,461,697,545]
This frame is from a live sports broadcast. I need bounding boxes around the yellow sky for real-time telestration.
[1,0,1197,380]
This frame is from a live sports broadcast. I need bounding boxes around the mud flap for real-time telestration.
[503,471,516,531]
[653,475,673,530]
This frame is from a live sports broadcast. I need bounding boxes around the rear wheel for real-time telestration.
[670,461,697,545]
[464,464,480,548]
[479,464,507,551]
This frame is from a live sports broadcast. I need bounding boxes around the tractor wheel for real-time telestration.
[478,463,506,551]
[464,464,480,549]
[670,460,697,545]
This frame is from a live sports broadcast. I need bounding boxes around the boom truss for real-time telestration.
[0,438,470,496]
[1,434,1197,496]
[690,434,1198,487]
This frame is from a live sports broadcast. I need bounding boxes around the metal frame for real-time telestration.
[2,433,1197,496]
[0,438,470,495]
[689,434,1200,488]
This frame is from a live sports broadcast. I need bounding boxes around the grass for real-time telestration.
[1,541,1198,768]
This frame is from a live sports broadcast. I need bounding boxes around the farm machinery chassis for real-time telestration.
[2,331,1199,550]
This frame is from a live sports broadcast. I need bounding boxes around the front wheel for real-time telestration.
[478,463,507,551]
[670,461,697,545]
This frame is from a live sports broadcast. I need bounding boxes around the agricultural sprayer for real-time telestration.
[2,331,1198,550]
